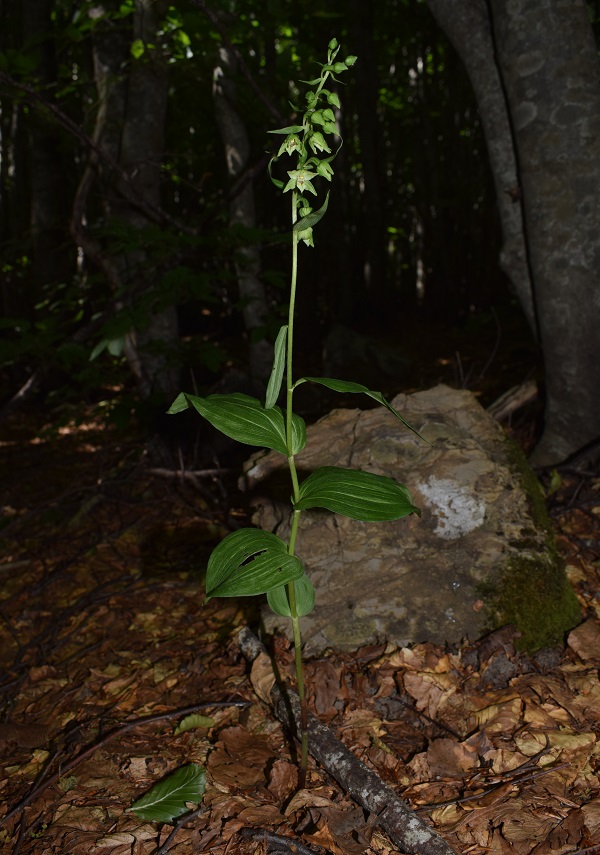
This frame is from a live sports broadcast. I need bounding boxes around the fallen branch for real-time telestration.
[487,379,537,422]
[237,627,458,855]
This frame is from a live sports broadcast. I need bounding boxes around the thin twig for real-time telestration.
[416,762,570,812]
[148,467,234,478]
[240,828,329,855]
[153,806,206,855]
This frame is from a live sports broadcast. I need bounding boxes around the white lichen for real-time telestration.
[417,476,486,539]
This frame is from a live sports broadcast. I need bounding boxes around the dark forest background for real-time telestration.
[1,0,599,463]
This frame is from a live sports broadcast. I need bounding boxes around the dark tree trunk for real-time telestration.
[349,0,389,326]
[212,44,272,387]
[73,0,179,400]
[23,0,73,298]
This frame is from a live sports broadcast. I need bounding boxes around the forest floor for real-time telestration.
[1,386,599,855]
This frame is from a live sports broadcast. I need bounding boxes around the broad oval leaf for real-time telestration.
[206,529,304,600]
[265,325,288,409]
[267,575,315,617]
[293,376,427,442]
[168,392,306,455]
[128,763,206,823]
[295,466,420,521]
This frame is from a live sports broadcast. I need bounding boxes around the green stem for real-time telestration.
[284,191,309,786]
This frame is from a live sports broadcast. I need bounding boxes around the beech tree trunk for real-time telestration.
[490,0,600,465]
[425,0,535,335]
[429,0,600,464]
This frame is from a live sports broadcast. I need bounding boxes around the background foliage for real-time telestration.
[0,0,532,426]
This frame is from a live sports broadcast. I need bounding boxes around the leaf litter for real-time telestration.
[0,412,599,854]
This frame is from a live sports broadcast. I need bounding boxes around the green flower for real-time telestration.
[283,169,318,196]
[316,161,334,181]
[278,133,302,158]
[308,131,331,155]
[297,227,314,247]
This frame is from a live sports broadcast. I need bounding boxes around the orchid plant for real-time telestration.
[168,39,421,784]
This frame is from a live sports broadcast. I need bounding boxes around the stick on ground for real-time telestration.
[238,627,458,855]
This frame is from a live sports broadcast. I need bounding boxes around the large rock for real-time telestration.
[241,385,580,654]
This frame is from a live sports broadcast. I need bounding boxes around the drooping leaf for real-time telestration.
[265,325,288,409]
[205,529,304,601]
[267,575,315,617]
[294,377,427,442]
[267,125,305,134]
[293,192,330,234]
[295,467,420,521]
[128,764,206,823]
[167,392,306,455]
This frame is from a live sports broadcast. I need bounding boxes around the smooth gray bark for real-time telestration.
[426,0,535,335]
[428,0,600,464]
[489,0,600,464]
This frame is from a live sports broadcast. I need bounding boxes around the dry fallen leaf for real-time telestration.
[568,618,600,660]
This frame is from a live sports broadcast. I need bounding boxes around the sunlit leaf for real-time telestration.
[295,466,420,521]
[267,575,315,617]
[265,325,288,409]
[205,529,304,601]
[174,715,215,735]
[130,38,145,59]
[294,376,427,442]
[167,392,306,455]
[128,764,206,823]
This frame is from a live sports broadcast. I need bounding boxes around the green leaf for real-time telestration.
[265,325,288,409]
[128,764,206,823]
[268,124,305,134]
[89,339,108,361]
[293,192,330,234]
[295,467,420,521]
[294,377,427,442]
[205,529,304,600]
[167,392,306,455]
[267,575,315,617]
[167,391,189,414]
[174,714,215,735]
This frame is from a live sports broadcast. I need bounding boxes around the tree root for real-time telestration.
[238,627,458,855]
